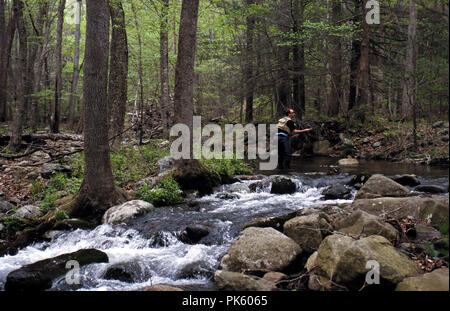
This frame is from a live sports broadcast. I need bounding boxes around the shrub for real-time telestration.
[54,209,69,221]
[138,177,183,207]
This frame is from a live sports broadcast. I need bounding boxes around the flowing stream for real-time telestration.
[0,158,448,291]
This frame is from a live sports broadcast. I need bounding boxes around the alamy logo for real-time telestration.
[365,260,380,285]
[65,260,80,285]
[170,116,278,170]
[66,0,82,25]
[366,0,380,24]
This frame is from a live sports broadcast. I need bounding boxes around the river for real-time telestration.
[0,158,448,291]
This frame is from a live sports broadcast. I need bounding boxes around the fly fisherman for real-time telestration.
[277,109,312,169]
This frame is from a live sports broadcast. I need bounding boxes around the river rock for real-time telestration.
[336,210,399,243]
[432,121,444,128]
[351,195,449,228]
[354,174,410,199]
[305,251,318,272]
[52,218,97,231]
[270,176,297,194]
[313,140,330,156]
[5,248,109,291]
[179,225,210,244]
[214,270,278,291]
[248,179,271,192]
[104,261,146,283]
[40,163,72,179]
[162,159,221,195]
[322,184,352,200]
[396,268,449,291]
[316,235,422,290]
[391,174,420,187]
[338,157,359,166]
[263,271,287,283]
[102,200,155,224]
[283,214,332,254]
[14,205,42,220]
[414,184,446,194]
[219,227,302,272]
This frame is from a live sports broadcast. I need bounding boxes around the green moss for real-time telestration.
[138,177,183,207]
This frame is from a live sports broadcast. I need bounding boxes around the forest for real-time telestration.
[0,0,449,294]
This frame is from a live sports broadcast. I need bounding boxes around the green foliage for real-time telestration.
[54,209,69,221]
[137,177,183,207]
[1,216,27,234]
[201,158,253,181]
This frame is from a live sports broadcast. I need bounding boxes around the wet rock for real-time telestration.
[316,235,422,290]
[219,227,302,272]
[227,183,251,193]
[104,262,146,283]
[414,184,446,194]
[14,205,42,220]
[214,270,278,291]
[391,174,420,187]
[396,268,449,291]
[354,174,410,199]
[40,163,72,179]
[283,214,332,254]
[52,218,97,231]
[352,195,449,228]
[322,184,352,200]
[248,179,271,192]
[102,200,155,225]
[338,157,359,166]
[5,248,108,291]
[347,173,371,190]
[216,192,239,200]
[270,176,296,194]
[179,225,210,244]
[235,175,265,181]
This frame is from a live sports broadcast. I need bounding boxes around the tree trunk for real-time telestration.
[131,2,145,144]
[292,0,306,121]
[160,0,170,137]
[401,0,418,120]
[244,0,255,123]
[52,0,66,133]
[348,0,361,113]
[7,0,27,152]
[68,0,126,222]
[108,0,128,148]
[173,0,200,134]
[0,2,15,122]
[354,0,370,124]
[68,0,82,130]
[327,0,342,116]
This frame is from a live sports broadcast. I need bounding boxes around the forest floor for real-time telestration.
[0,119,448,208]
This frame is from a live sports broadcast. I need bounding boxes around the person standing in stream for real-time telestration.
[277,109,312,170]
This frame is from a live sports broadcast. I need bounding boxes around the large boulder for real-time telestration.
[283,213,333,254]
[391,174,420,187]
[40,163,72,179]
[214,270,278,291]
[395,268,449,291]
[322,184,352,200]
[335,210,399,243]
[270,176,297,194]
[102,200,155,224]
[351,195,449,228]
[104,261,147,283]
[354,174,410,199]
[5,248,108,291]
[414,185,446,194]
[162,159,221,196]
[219,227,302,272]
[316,235,422,290]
